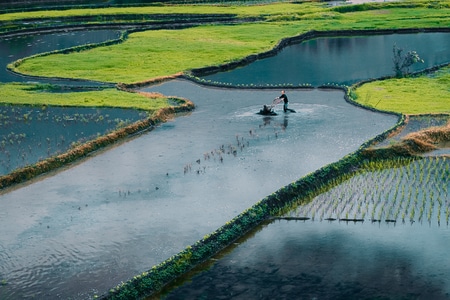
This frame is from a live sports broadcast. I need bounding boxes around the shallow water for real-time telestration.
[160,219,450,299]
[375,115,450,156]
[378,115,449,144]
[0,80,397,299]
[0,105,148,175]
[202,32,450,87]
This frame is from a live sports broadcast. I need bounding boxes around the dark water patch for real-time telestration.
[0,105,148,175]
[157,219,450,299]
[339,218,365,222]
[276,216,311,221]
[200,32,450,87]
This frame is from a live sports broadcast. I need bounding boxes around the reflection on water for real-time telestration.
[161,220,450,299]
[158,156,450,299]
[202,32,450,87]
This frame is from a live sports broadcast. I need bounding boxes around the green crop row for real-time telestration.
[287,156,449,225]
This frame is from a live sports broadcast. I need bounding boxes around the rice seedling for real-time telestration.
[282,157,449,226]
[446,206,450,225]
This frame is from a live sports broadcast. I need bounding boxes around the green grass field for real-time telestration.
[0,83,169,112]
[353,66,450,114]
[13,24,291,83]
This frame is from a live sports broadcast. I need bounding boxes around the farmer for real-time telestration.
[278,90,289,112]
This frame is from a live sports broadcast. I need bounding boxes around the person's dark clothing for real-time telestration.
[279,93,288,112]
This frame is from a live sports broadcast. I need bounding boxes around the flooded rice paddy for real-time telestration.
[201,32,450,87]
[159,217,450,300]
[0,105,148,175]
[0,29,449,299]
[287,157,449,224]
[156,156,450,299]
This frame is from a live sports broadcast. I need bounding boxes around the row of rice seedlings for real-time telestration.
[285,157,449,226]
[182,118,289,175]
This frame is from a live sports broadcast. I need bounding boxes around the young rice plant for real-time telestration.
[285,157,449,226]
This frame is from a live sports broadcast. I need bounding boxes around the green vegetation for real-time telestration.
[12,24,289,83]
[0,83,169,112]
[0,3,334,22]
[286,157,449,225]
[352,66,450,114]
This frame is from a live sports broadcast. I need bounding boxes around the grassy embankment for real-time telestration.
[0,83,170,111]
[353,66,450,115]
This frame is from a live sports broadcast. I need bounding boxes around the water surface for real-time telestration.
[0,105,148,175]
[160,219,450,299]
[202,32,450,87]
